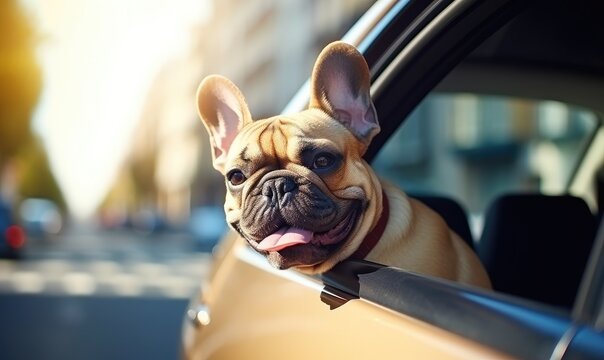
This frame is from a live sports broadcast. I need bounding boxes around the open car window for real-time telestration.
[373,94,601,236]
[366,0,604,315]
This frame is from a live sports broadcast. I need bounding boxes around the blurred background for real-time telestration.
[0,0,374,359]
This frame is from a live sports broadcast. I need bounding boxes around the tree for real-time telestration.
[16,136,66,211]
[0,1,66,213]
[0,0,42,162]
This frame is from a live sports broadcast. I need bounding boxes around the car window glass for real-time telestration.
[372,93,599,237]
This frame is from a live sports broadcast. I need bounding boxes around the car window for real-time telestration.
[373,93,599,236]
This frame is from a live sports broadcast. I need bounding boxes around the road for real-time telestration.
[0,224,216,360]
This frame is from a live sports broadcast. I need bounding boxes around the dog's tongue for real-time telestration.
[257,227,314,252]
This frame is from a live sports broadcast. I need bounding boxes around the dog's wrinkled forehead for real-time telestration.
[227,109,357,167]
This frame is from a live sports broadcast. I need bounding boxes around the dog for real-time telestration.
[196,41,491,288]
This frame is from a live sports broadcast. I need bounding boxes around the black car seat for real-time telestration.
[478,193,597,309]
[411,194,475,250]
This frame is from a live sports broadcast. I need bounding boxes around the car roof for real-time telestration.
[472,1,603,73]
[437,0,604,114]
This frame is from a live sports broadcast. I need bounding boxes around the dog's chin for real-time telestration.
[265,242,338,270]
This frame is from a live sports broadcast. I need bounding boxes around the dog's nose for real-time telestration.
[262,177,297,205]
[278,177,297,194]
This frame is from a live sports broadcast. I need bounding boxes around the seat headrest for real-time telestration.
[478,194,596,309]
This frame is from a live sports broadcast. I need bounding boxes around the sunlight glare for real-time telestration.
[28,0,209,218]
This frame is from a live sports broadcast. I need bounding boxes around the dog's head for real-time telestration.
[196,42,382,274]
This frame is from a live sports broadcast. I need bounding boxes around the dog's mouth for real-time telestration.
[236,176,365,270]
[254,205,360,253]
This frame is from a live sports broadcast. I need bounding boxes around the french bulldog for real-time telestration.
[196,41,491,288]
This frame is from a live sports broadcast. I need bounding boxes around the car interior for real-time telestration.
[406,190,599,310]
[373,0,604,311]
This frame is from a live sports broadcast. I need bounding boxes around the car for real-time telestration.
[182,0,604,359]
[19,198,63,238]
[188,206,228,253]
[0,201,26,259]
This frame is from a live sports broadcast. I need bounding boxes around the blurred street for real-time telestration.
[0,225,212,297]
[0,225,214,360]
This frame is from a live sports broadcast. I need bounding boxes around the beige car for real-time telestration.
[183,0,604,359]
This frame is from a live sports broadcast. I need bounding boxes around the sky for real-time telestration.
[25,0,208,218]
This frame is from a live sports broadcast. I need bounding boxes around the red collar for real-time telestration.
[350,190,389,260]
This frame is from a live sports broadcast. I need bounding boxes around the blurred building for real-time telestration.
[105,0,373,226]
[196,0,371,117]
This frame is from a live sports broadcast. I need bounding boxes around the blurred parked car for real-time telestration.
[0,201,26,259]
[188,206,227,252]
[183,0,604,359]
[130,208,167,235]
[19,198,63,239]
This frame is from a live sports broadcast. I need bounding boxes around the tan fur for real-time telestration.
[370,183,491,288]
[196,41,492,289]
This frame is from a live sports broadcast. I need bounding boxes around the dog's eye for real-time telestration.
[312,153,335,170]
[227,170,247,186]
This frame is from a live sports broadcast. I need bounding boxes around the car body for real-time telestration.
[182,0,604,359]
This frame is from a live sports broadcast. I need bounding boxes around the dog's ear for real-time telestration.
[309,41,379,148]
[197,75,252,174]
